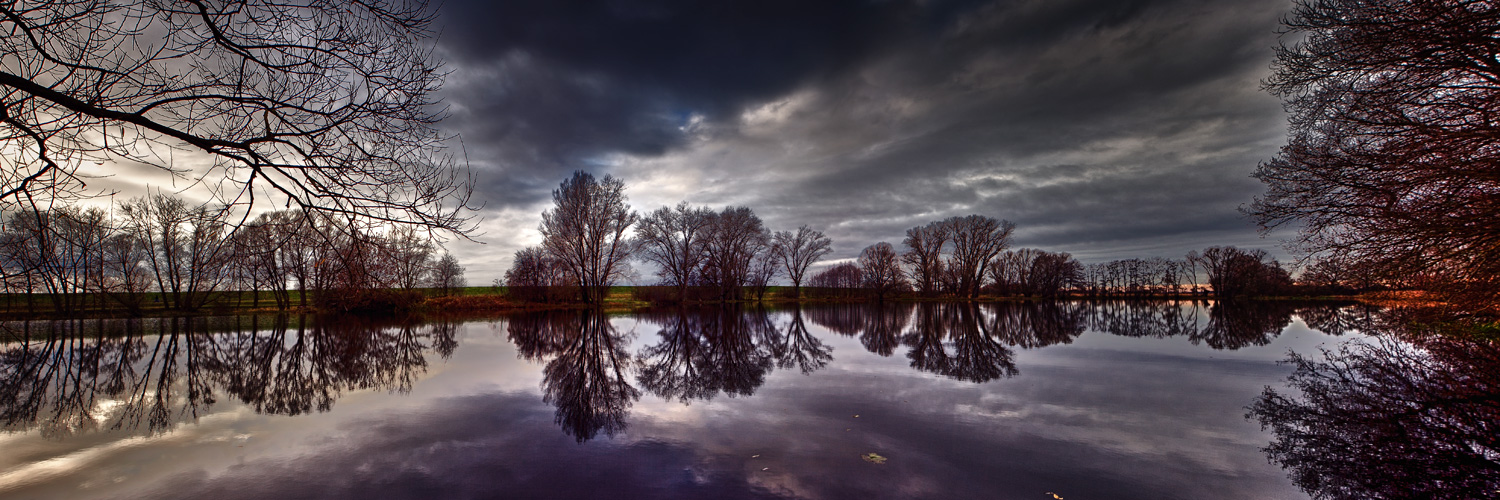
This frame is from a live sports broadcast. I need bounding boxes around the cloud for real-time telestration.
[435,0,1295,280]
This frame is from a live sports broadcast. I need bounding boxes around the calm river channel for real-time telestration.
[0,301,1400,499]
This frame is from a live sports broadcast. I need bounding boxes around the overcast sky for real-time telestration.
[432,0,1296,283]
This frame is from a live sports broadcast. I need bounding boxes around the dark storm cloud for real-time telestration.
[435,0,1295,275]
[437,0,927,203]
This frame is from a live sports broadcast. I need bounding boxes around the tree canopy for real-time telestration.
[0,0,474,233]
[1252,0,1500,311]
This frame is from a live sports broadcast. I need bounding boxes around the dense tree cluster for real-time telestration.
[991,248,1085,297]
[1252,0,1500,312]
[900,215,1017,298]
[0,194,463,315]
[514,171,837,304]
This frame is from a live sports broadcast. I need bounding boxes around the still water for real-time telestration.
[0,301,1472,499]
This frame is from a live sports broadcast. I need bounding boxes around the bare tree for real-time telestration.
[100,232,151,313]
[505,246,571,302]
[1197,246,1292,298]
[902,220,950,296]
[430,253,465,297]
[383,226,435,291]
[540,172,637,303]
[946,215,1015,298]
[809,263,863,298]
[698,206,768,301]
[773,225,833,299]
[992,248,1041,296]
[1252,0,1500,311]
[859,242,908,301]
[634,202,711,301]
[746,245,781,301]
[2,205,109,313]
[1028,251,1082,298]
[1184,250,1202,294]
[118,194,232,311]
[0,0,474,233]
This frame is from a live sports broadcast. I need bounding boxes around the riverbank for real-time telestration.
[0,285,1417,322]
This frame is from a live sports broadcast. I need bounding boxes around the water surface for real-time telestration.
[0,302,1391,499]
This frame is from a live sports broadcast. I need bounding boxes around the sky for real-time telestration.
[430,0,1295,283]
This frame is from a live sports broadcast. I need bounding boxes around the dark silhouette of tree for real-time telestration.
[946,215,1016,298]
[100,231,152,314]
[1250,332,1500,499]
[505,246,572,303]
[1197,246,1292,297]
[902,220,949,296]
[808,263,862,298]
[1025,252,1082,297]
[0,0,475,233]
[858,242,908,301]
[1251,0,1500,312]
[1,206,111,313]
[698,206,769,301]
[1297,254,1384,295]
[773,226,833,299]
[745,245,780,301]
[540,171,637,303]
[634,202,712,301]
[899,215,1014,298]
[988,248,1038,296]
[118,194,233,311]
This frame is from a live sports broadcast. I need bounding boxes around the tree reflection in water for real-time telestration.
[635,306,831,404]
[0,316,456,437]
[508,310,640,442]
[810,302,1085,383]
[513,307,835,441]
[1249,316,1500,499]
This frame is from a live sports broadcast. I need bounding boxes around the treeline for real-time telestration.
[810,222,1301,300]
[0,194,466,316]
[505,171,1382,305]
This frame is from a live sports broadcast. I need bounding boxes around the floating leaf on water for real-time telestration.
[861,453,887,464]
[1047,493,1064,499]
